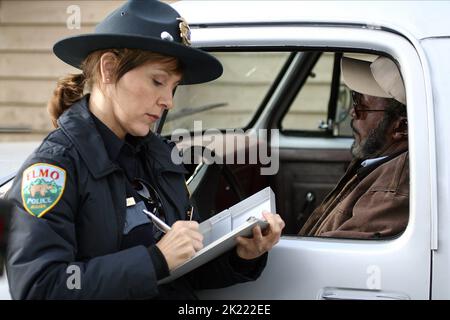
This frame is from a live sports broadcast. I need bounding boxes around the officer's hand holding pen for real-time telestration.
[144,209,203,271]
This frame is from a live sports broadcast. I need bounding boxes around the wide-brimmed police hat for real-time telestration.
[53,0,222,85]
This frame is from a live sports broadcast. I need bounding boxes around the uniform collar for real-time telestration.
[58,95,118,178]
[91,112,125,162]
[58,95,187,178]
[141,130,188,175]
[90,112,148,162]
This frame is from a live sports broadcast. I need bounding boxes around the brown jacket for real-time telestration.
[299,146,409,239]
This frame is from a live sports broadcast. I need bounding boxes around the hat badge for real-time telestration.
[177,17,191,46]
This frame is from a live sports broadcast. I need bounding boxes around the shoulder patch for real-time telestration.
[21,163,66,218]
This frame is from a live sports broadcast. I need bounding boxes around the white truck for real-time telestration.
[1,1,450,300]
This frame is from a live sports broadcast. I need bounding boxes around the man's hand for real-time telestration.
[235,211,285,260]
[156,221,203,271]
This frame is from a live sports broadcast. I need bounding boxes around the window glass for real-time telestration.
[281,52,377,137]
[281,52,334,132]
[162,52,291,135]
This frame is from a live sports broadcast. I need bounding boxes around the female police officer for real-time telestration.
[5,0,285,299]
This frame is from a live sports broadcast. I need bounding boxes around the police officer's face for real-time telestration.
[109,60,182,138]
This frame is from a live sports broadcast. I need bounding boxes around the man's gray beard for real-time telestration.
[351,117,391,160]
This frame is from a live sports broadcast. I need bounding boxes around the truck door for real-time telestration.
[189,25,431,300]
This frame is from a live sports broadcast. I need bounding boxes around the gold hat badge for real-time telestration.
[177,17,191,46]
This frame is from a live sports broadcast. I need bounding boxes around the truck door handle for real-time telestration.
[320,288,410,300]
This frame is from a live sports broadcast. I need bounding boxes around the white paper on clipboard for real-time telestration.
[158,187,276,284]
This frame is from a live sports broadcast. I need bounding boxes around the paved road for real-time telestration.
[1,141,39,300]
[0,276,11,300]
[0,142,40,179]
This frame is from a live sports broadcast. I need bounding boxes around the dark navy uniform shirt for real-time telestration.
[6,96,267,299]
[91,112,264,279]
[91,113,169,279]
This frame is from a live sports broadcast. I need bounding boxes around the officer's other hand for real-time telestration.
[156,221,203,271]
[235,211,285,260]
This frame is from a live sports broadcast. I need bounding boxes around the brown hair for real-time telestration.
[47,49,183,127]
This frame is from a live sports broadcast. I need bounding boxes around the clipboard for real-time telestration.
[158,187,275,284]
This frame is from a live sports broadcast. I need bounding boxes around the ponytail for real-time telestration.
[47,73,86,128]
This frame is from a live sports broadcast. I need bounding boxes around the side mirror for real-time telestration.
[0,199,13,277]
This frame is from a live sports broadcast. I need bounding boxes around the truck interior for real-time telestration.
[164,50,408,236]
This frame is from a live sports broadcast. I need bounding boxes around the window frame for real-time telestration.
[277,51,345,137]
[158,49,297,135]
[188,24,433,243]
